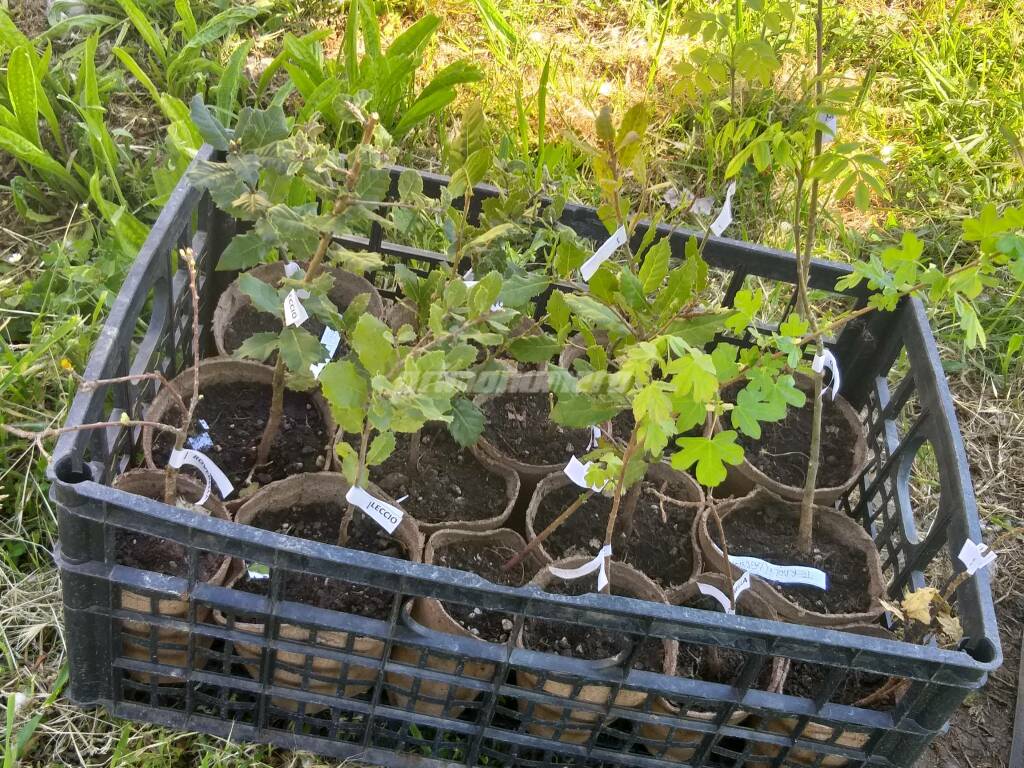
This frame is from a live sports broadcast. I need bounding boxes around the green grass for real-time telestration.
[0,0,1022,765]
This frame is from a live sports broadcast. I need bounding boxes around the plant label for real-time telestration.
[818,112,838,144]
[697,580,736,615]
[812,349,841,400]
[958,540,997,575]
[284,261,310,298]
[563,456,607,492]
[549,544,612,592]
[345,485,404,534]
[168,448,234,505]
[186,431,213,451]
[709,182,737,237]
[246,562,270,581]
[729,555,828,590]
[733,570,752,603]
[283,290,309,327]
[585,425,602,451]
[580,225,628,281]
[310,326,343,379]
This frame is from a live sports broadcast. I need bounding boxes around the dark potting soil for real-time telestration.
[523,578,663,670]
[723,382,858,489]
[151,382,328,489]
[714,501,872,615]
[222,303,343,360]
[232,501,407,620]
[669,594,777,710]
[370,428,507,525]
[532,479,698,590]
[481,392,593,466]
[115,531,222,581]
[433,542,534,643]
[783,660,891,710]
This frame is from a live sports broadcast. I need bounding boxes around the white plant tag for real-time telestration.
[729,555,828,590]
[345,485,404,534]
[186,432,213,451]
[958,540,997,575]
[549,544,612,592]
[812,349,841,400]
[283,289,309,327]
[563,456,607,492]
[580,225,628,281]
[697,580,735,615]
[246,562,270,581]
[709,182,737,237]
[733,570,752,604]
[168,448,234,505]
[310,326,343,379]
[585,425,602,451]
[818,113,838,145]
[284,261,310,298]
[199,419,210,430]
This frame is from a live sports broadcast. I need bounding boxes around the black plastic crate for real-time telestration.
[48,145,1001,767]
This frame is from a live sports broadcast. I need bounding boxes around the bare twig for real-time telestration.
[502,489,593,572]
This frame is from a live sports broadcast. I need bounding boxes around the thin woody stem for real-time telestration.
[501,489,593,572]
[79,372,186,417]
[256,114,379,470]
[796,0,826,554]
[599,429,639,594]
[340,420,373,547]
[166,250,202,504]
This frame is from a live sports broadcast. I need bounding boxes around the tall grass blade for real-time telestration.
[7,47,40,148]
[535,49,551,188]
[216,41,253,119]
[471,0,517,47]
[0,127,86,197]
[116,0,167,65]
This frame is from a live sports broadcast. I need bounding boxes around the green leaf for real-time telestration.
[336,440,360,483]
[499,273,548,307]
[320,360,369,432]
[619,269,647,313]
[216,41,253,118]
[449,398,485,447]
[238,272,282,315]
[0,127,86,198]
[234,332,280,362]
[551,393,622,428]
[190,95,230,151]
[468,271,502,316]
[731,385,785,439]
[463,222,518,253]
[367,431,396,466]
[117,0,167,65]
[638,238,669,293]
[666,350,719,402]
[508,334,562,363]
[671,431,745,487]
[278,326,326,373]
[218,232,270,271]
[8,47,40,148]
[352,314,395,374]
[234,105,289,151]
[562,294,629,336]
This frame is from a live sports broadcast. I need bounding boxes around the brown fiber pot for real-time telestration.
[716,374,868,505]
[112,470,236,683]
[753,625,896,766]
[212,261,383,357]
[474,370,589,485]
[141,358,336,513]
[387,528,547,717]
[697,488,884,627]
[516,559,677,744]
[524,463,704,588]
[338,423,521,535]
[640,575,789,762]
[215,472,423,712]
